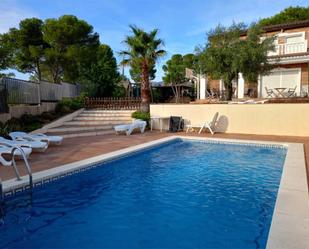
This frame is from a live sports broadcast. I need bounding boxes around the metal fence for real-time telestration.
[0,82,8,113]
[0,77,81,105]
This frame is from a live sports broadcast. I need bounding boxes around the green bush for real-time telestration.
[1,110,63,135]
[56,96,84,114]
[20,114,41,125]
[0,122,10,138]
[5,117,22,132]
[40,111,57,121]
[131,111,150,127]
[55,102,71,114]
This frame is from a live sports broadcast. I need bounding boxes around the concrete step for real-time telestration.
[73,116,132,121]
[64,120,131,126]
[82,110,135,114]
[47,125,113,133]
[79,113,132,117]
[46,129,115,138]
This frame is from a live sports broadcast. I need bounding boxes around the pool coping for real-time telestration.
[2,135,309,248]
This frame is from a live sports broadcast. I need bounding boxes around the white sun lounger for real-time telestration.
[0,146,13,166]
[0,136,47,152]
[186,112,219,135]
[8,133,48,152]
[114,119,147,136]
[228,99,268,104]
[0,144,32,164]
[29,133,63,145]
[10,132,63,145]
[10,131,62,147]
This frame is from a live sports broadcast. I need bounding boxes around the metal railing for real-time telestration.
[84,97,141,110]
[0,146,32,202]
[268,41,308,56]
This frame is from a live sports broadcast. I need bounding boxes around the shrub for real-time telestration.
[40,111,57,121]
[0,122,10,138]
[55,101,71,114]
[131,111,150,127]
[22,122,42,132]
[56,96,84,114]
[20,114,41,126]
[5,117,22,132]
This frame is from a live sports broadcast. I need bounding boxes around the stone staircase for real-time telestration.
[46,109,135,138]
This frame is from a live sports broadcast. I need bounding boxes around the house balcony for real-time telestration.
[268,41,308,56]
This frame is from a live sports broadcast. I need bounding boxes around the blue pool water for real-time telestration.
[0,139,286,249]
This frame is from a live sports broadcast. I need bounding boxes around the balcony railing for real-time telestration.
[268,41,308,56]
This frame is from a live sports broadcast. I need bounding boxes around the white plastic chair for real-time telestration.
[0,146,13,166]
[0,136,47,152]
[10,131,62,146]
[114,119,147,136]
[186,112,219,135]
[0,144,32,162]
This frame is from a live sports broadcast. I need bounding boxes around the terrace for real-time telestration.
[1,8,309,249]
[0,131,308,184]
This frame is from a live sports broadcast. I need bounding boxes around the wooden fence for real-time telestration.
[84,97,141,110]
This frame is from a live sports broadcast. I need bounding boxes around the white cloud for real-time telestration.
[0,0,37,33]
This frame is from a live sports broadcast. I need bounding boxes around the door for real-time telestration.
[260,68,301,97]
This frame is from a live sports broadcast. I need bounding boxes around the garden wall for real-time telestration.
[150,103,309,137]
[0,102,57,123]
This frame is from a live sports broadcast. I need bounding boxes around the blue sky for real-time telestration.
[1,0,308,81]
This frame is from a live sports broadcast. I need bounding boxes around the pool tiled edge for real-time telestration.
[266,143,309,249]
[2,135,308,248]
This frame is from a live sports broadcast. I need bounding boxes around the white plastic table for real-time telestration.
[150,116,170,132]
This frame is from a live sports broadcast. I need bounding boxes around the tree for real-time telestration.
[129,58,156,84]
[82,44,120,97]
[120,25,166,112]
[259,6,309,26]
[42,15,99,83]
[0,33,13,76]
[162,54,196,102]
[199,23,275,100]
[7,18,47,81]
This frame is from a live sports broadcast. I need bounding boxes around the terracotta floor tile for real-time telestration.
[1,131,308,189]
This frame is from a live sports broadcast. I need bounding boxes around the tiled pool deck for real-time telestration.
[1,131,308,249]
[1,131,308,182]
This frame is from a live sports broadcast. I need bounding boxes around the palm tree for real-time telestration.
[120,25,165,112]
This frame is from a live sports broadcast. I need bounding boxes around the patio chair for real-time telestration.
[0,145,13,166]
[0,136,47,152]
[287,86,297,97]
[10,132,63,146]
[0,144,32,163]
[186,112,219,135]
[265,87,275,98]
[114,119,147,136]
[9,132,49,152]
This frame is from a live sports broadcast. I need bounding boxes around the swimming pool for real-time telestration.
[0,138,287,248]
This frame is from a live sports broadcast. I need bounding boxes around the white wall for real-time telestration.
[150,103,309,137]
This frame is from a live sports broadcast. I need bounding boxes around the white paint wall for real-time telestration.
[150,103,309,137]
